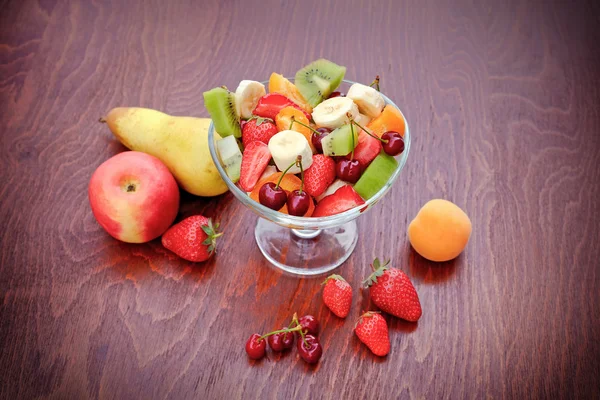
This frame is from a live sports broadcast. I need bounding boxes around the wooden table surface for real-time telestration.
[1,0,599,399]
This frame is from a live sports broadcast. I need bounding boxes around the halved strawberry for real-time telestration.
[312,185,365,217]
[253,93,312,121]
[304,155,336,198]
[239,142,271,192]
[348,129,382,168]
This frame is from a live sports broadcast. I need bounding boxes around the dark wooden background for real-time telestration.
[1,0,599,399]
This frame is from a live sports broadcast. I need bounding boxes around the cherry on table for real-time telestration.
[335,159,362,183]
[268,327,295,351]
[297,334,323,364]
[311,127,331,153]
[287,190,311,216]
[298,315,320,336]
[245,333,266,360]
[259,182,287,210]
[381,131,404,156]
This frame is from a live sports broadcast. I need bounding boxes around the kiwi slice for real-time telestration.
[295,59,346,107]
[322,124,359,157]
[203,87,241,138]
[353,152,399,200]
[216,135,243,183]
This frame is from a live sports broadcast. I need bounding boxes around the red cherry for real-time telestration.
[328,91,344,99]
[297,334,323,364]
[311,127,331,153]
[381,131,404,156]
[245,333,266,360]
[287,190,311,216]
[281,330,295,349]
[298,315,320,336]
[335,159,362,183]
[259,182,287,210]
[268,327,294,351]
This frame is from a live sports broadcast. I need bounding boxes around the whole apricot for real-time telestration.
[408,199,471,262]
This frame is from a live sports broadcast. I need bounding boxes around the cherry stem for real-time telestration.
[350,119,355,160]
[297,156,304,193]
[258,325,303,341]
[289,116,321,135]
[369,75,380,91]
[346,114,388,144]
[276,158,299,189]
[299,328,309,347]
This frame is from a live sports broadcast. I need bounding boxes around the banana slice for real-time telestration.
[235,80,266,119]
[268,130,313,174]
[355,113,372,127]
[311,97,359,129]
[346,83,385,118]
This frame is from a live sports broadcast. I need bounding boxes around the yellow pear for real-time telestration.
[102,107,228,197]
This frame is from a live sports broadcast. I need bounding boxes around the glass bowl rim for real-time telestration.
[207,78,411,230]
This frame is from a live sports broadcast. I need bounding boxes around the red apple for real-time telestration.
[88,151,179,243]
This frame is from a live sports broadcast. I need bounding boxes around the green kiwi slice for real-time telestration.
[353,152,398,200]
[216,135,243,183]
[203,87,241,138]
[295,59,346,107]
[322,124,359,156]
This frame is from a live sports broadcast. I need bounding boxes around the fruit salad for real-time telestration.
[204,59,406,218]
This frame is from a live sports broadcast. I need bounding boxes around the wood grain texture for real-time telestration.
[1,0,599,398]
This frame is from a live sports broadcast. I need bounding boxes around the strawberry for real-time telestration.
[242,117,278,147]
[354,311,390,356]
[363,258,422,322]
[161,216,222,262]
[312,185,365,217]
[304,155,336,197]
[322,274,352,318]
[348,129,382,168]
[253,93,312,121]
[239,141,271,192]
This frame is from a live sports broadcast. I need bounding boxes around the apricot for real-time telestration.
[408,199,471,262]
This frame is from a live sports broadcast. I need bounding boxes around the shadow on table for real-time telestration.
[408,246,461,285]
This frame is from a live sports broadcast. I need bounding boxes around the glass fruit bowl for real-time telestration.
[207,79,410,276]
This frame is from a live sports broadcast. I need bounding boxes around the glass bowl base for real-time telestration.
[254,218,358,276]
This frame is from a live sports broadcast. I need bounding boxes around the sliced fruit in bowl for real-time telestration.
[206,58,408,220]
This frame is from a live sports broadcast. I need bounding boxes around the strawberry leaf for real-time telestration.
[362,258,390,288]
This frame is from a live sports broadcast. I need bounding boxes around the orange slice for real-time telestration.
[269,73,313,113]
[250,172,314,216]
[366,105,406,137]
[275,106,316,152]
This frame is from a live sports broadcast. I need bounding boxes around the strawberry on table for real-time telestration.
[363,258,422,322]
[355,311,390,356]
[312,185,365,217]
[239,141,271,192]
[253,93,312,121]
[161,216,222,262]
[322,274,352,318]
[242,116,278,147]
[304,154,336,198]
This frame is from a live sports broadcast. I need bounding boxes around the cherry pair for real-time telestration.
[258,156,311,216]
